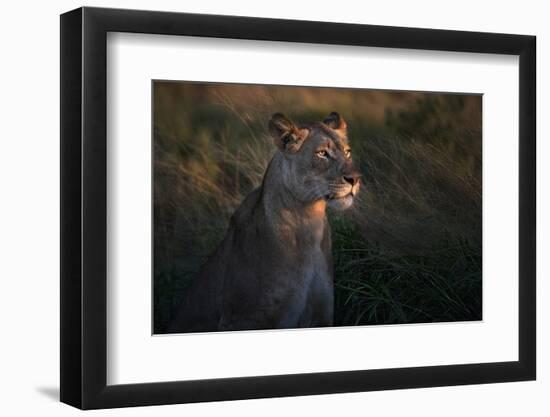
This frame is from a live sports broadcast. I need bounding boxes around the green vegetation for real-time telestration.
[153,82,482,333]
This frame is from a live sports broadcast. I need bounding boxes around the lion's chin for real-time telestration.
[327,194,354,210]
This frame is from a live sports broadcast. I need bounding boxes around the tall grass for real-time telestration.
[153,82,482,333]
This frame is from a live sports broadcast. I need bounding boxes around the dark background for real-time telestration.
[153,81,482,334]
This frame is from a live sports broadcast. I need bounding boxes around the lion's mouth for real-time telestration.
[326,192,353,200]
[325,181,360,209]
[326,183,359,200]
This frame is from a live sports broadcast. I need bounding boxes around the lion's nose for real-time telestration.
[343,174,360,186]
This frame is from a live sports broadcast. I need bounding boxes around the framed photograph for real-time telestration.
[60,6,536,409]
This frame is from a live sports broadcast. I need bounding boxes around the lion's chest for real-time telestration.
[276,244,334,328]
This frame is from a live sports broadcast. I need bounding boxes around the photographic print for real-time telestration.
[153,81,482,334]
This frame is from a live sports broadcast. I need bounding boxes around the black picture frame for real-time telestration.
[60,6,536,410]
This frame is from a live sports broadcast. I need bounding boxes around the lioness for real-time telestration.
[169,112,360,333]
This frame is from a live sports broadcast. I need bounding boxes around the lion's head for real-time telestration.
[268,112,361,210]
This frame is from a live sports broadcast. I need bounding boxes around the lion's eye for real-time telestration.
[316,150,329,159]
[345,149,352,159]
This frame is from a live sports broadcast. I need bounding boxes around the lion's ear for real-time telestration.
[269,113,309,153]
[323,112,347,136]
